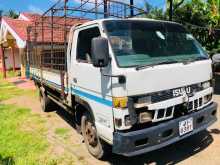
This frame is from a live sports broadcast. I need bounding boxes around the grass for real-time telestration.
[0,72,38,102]
[0,81,24,101]
[0,105,48,165]
[0,70,20,79]
[0,80,38,102]
[0,74,80,165]
[55,128,70,139]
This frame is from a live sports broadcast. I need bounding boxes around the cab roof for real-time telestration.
[78,17,182,29]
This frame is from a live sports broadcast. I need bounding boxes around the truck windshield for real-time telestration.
[103,20,208,68]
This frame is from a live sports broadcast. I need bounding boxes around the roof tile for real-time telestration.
[2,13,89,43]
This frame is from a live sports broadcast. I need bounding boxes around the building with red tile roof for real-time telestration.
[0,12,88,77]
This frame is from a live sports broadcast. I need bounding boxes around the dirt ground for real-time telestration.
[4,75,220,165]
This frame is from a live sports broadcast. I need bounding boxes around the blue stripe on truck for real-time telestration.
[71,88,113,107]
[30,73,112,107]
[31,74,69,92]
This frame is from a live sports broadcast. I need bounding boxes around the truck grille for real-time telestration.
[151,91,174,103]
[152,94,211,122]
[153,106,175,122]
[188,97,203,112]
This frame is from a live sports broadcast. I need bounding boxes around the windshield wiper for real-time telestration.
[136,60,179,71]
[183,56,209,65]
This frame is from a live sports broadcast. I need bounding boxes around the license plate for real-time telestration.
[179,118,193,136]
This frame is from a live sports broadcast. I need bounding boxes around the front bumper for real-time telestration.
[113,102,217,156]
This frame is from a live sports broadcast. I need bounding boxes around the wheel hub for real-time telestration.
[85,121,98,146]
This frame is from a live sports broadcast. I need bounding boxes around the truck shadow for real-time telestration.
[107,130,213,165]
[56,108,77,129]
[55,107,215,165]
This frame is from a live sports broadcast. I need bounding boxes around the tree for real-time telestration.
[4,10,19,19]
[173,0,209,26]
[207,0,220,27]
[172,0,220,53]
[144,1,164,20]
[166,0,185,20]
[143,0,220,53]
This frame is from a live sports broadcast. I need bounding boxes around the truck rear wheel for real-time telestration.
[81,112,110,159]
[39,88,55,112]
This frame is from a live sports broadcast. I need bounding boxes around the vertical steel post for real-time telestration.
[130,0,134,17]
[51,8,54,69]
[64,0,67,70]
[169,0,173,21]
[104,0,108,18]
[41,17,44,69]
[62,0,68,99]
[81,0,83,17]
[95,0,98,19]
[26,26,31,79]
[124,3,127,18]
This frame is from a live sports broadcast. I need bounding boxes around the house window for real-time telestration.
[77,27,101,63]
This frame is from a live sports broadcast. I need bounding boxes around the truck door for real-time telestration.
[71,25,114,143]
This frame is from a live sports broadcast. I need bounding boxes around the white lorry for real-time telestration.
[30,18,218,159]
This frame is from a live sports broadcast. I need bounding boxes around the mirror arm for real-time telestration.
[100,68,126,84]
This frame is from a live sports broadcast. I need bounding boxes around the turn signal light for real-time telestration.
[113,97,128,109]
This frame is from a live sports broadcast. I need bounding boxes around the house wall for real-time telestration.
[0,57,2,71]
[4,48,21,70]
[0,48,3,71]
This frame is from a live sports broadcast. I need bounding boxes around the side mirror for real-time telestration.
[91,37,110,68]
[212,54,220,72]
[212,54,220,64]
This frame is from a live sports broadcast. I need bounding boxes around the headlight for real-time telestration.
[202,81,211,89]
[139,112,152,123]
[134,96,152,108]
[113,97,128,109]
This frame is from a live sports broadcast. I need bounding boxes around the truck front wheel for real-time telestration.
[81,112,110,159]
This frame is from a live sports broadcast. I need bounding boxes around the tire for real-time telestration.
[81,112,111,159]
[39,88,56,112]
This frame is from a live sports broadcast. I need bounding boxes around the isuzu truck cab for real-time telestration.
[31,18,218,159]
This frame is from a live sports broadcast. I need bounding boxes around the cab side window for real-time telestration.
[77,27,101,63]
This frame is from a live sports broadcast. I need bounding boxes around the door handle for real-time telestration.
[73,78,77,83]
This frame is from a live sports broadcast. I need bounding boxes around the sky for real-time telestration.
[0,0,165,15]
